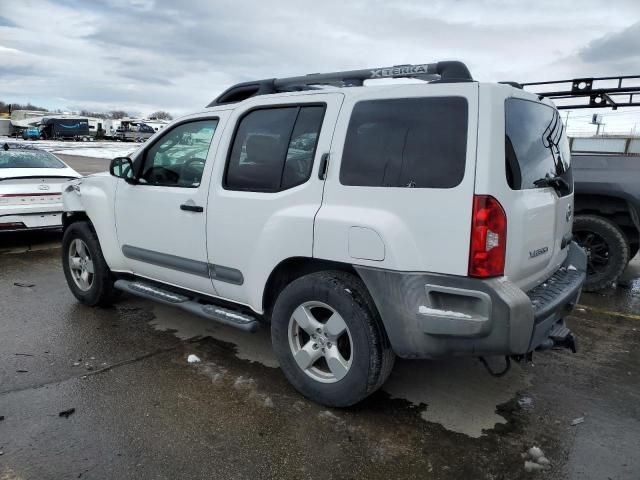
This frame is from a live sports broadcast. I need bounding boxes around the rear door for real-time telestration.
[206,93,344,310]
[314,83,479,275]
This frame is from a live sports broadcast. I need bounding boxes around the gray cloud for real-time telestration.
[0,16,16,27]
[1,0,640,119]
[580,21,640,63]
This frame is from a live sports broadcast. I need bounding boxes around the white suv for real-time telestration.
[61,61,586,406]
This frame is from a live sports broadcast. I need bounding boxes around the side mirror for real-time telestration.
[109,156,135,182]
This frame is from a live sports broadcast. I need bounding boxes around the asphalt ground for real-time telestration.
[1,155,639,479]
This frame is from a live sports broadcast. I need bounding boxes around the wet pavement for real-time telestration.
[1,157,639,479]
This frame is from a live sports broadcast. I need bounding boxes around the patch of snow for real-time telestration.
[418,306,472,319]
[187,354,201,363]
[344,288,352,294]
[567,264,578,271]
[1,136,137,160]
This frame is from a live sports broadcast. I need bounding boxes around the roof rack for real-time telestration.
[521,75,640,110]
[208,60,473,106]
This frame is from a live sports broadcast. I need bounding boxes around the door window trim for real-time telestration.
[133,116,220,187]
[222,102,327,193]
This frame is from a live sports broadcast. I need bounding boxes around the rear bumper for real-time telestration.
[0,210,64,230]
[356,241,587,359]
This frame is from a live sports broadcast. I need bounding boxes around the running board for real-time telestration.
[114,280,259,332]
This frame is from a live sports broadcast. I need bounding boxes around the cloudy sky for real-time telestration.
[1,0,639,132]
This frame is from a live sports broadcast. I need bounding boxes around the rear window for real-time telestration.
[0,150,66,169]
[505,98,571,191]
[339,97,468,188]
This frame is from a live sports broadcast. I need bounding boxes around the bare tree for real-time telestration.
[109,110,130,119]
[149,110,173,120]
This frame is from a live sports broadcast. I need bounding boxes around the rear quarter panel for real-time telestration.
[314,83,479,275]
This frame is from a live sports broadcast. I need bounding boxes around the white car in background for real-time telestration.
[0,143,81,231]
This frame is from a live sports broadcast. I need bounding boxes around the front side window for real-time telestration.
[340,97,468,188]
[505,98,572,193]
[139,119,218,187]
[225,105,325,192]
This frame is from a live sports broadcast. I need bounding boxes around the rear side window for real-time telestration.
[505,98,571,191]
[339,97,468,188]
[225,105,325,192]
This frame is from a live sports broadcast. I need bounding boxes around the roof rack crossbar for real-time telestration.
[521,75,640,110]
[208,60,472,106]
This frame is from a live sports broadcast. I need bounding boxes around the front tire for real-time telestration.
[573,215,630,291]
[271,271,395,407]
[62,222,120,306]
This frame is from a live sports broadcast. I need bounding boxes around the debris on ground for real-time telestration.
[73,362,81,366]
[59,408,76,418]
[524,461,545,472]
[518,395,534,409]
[14,353,34,357]
[571,416,585,426]
[0,415,4,421]
[16,369,28,373]
[523,446,551,472]
[13,282,35,287]
[528,446,544,459]
[187,354,201,363]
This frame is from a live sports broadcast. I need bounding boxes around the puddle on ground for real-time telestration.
[384,358,530,438]
[149,303,278,368]
[147,301,530,438]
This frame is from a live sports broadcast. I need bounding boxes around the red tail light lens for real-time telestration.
[468,195,507,278]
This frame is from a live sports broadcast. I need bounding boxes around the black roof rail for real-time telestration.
[521,75,640,110]
[208,60,473,106]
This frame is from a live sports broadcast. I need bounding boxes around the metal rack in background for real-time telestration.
[522,75,640,110]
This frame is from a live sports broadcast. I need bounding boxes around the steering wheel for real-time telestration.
[144,166,179,185]
[180,158,206,185]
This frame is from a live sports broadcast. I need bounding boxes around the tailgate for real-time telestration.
[502,95,573,289]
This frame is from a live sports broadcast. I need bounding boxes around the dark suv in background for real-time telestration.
[572,153,640,290]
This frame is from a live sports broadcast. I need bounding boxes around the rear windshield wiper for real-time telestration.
[533,173,569,193]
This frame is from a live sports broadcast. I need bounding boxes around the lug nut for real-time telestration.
[311,334,316,339]
[326,342,332,348]
[312,343,318,349]
[316,328,322,333]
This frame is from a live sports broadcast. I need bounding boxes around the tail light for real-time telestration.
[468,195,507,278]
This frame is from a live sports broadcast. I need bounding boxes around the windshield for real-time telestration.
[505,98,572,193]
[0,150,66,169]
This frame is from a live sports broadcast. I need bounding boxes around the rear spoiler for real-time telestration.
[0,176,79,182]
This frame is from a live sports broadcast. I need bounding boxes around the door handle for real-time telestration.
[180,203,204,213]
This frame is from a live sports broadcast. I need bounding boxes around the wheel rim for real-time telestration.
[574,230,611,276]
[288,301,353,384]
[68,239,94,291]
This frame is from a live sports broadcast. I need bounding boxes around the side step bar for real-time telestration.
[114,280,259,332]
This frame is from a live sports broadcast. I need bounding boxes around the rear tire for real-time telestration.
[573,215,629,291]
[62,221,120,306]
[271,270,395,407]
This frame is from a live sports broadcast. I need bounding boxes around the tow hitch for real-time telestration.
[536,322,578,353]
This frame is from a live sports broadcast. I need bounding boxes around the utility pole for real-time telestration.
[564,110,570,129]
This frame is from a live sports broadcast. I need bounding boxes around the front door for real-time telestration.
[114,114,225,295]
